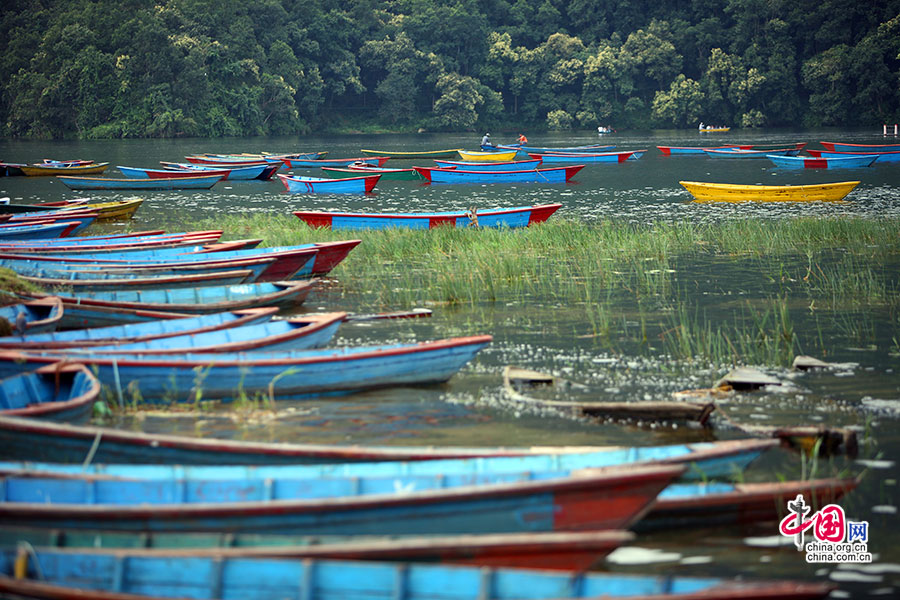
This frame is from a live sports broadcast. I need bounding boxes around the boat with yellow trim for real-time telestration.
[679,180,860,203]
[457,149,519,162]
[20,162,109,177]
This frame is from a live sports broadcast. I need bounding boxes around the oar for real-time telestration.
[344,308,433,322]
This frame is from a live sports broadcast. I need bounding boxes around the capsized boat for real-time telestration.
[294,204,562,230]
[680,180,860,202]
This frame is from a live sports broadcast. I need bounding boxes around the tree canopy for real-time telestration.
[1,0,898,138]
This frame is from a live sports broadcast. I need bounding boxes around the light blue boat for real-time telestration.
[766,154,879,169]
[0,335,493,402]
[432,158,542,171]
[0,438,777,483]
[0,548,832,600]
[0,308,277,350]
[58,173,224,190]
[0,298,63,334]
[0,364,100,422]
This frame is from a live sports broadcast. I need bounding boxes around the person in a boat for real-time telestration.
[481,132,491,146]
[699,122,704,130]
[517,133,527,143]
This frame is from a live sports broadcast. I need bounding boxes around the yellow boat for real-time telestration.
[699,127,731,133]
[54,198,145,219]
[457,150,519,162]
[680,181,860,203]
[20,162,110,176]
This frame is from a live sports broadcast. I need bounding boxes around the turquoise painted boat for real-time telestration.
[0,548,834,600]
[0,335,494,402]
[415,165,583,183]
[294,204,562,230]
[807,148,900,162]
[0,297,63,334]
[766,154,878,169]
[0,462,682,533]
[527,150,640,163]
[433,158,542,171]
[278,173,380,193]
[0,363,100,422]
[0,307,277,350]
[57,173,224,190]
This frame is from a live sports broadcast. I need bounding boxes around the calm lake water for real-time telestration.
[1,128,898,597]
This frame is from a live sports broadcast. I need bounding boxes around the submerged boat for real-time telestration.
[766,154,878,169]
[294,204,562,230]
[680,180,860,203]
[0,335,494,402]
[0,297,64,334]
[0,364,100,421]
[414,165,583,183]
[57,174,223,190]
[278,173,380,193]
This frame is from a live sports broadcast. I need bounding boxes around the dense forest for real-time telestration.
[2,0,900,138]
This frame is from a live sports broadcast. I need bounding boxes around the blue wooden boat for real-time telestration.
[282,156,389,168]
[57,174,224,190]
[0,528,633,571]
[766,154,878,169]
[0,335,493,402]
[21,280,315,323]
[0,297,64,334]
[0,245,318,283]
[294,204,562,230]
[0,363,99,421]
[0,232,238,255]
[26,239,360,279]
[0,548,835,600]
[19,267,255,291]
[117,165,233,179]
[495,143,615,154]
[0,307,277,350]
[278,173,380,193]
[0,220,81,240]
[0,438,777,482]
[527,150,639,163]
[656,144,740,155]
[0,412,776,465]
[157,162,278,180]
[821,140,900,152]
[807,148,900,162]
[703,148,798,158]
[432,158,542,171]
[54,312,345,355]
[414,165,583,183]
[0,462,683,533]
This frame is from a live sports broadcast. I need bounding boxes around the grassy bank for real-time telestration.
[205,214,900,367]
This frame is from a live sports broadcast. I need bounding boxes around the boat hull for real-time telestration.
[360,148,463,159]
[0,298,64,334]
[766,154,878,169]
[57,174,223,190]
[0,364,99,422]
[527,151,637,163]
[680,180,860,203]
[821,141,900,152]
[415,166,583,183]
[0,336,494,402]
[20,162,109,176]
[433,159,542,171]
[457,150,519,162]
[294,204,562,230]
[278,173,380,193]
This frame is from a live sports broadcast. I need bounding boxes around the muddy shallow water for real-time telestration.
[1,128,898,597]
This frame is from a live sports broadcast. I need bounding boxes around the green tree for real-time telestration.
[651,74,704,127]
